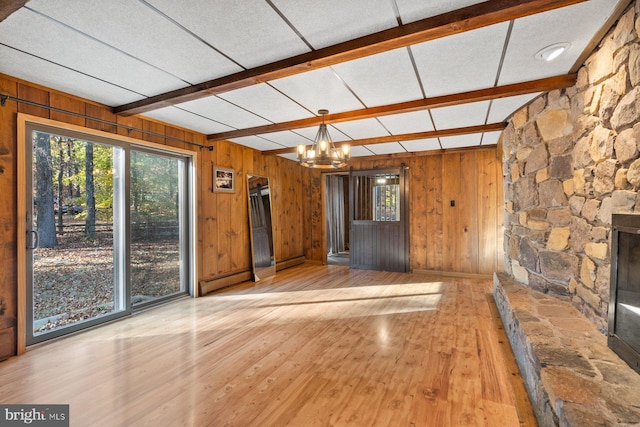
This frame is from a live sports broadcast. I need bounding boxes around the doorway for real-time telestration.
[21,119,194,346]
[349,167,410,272]
[325,174,350,266]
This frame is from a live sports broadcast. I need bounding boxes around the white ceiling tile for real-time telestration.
[270,68,364,114]
[218,84,313,123]
[0,9,185,97]
[0,45,141,106]
[332,118,390,140]
[499,0,619,85]
[395,0,486,24]
[292,126,323,142]
[178,97,271,129]
[348,146,376,157]
[142,107,235,135]
[482,131,503,146]
[25,0,242,84]
[412,22,509,96]
[258,130,313,148]
[145,0,310,69]
[270,0,397,49]
[278,153,299,162]
[401,138,442,153]
[440,134,482,149]
[377,111,435,134]
[332,48,423,107]
[431,101,490,129]
[487,93,541,123]
[364,143,406,155]
[228,136,285,151]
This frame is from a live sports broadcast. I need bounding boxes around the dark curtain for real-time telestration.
[326,175,346,255]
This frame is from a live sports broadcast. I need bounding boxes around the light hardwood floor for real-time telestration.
[0,265,522,426]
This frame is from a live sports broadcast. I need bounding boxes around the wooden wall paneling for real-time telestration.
[17,84,49,118]
[425,155,444,271]
[459,151,479,273]
[164,126,186,151]
[49,93,85,127]
[85,104,117,134]
[274,158,288,262]
[0,76,18,357]
[301,167,313,261]
[495,146,505,272]
[290,161,304,260]
[142,119,166,145]
[116,115,144,140]
[408,157,426,269]
[442,153,461,272]
[229,142,249,272]
[306,168,323,262]
[214,141,232,274]
[477,149,499,274]
[200,153,218,280]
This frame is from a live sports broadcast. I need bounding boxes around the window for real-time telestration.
[21,118,196,345]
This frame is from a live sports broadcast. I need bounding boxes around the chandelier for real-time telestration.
[297,109,350,168]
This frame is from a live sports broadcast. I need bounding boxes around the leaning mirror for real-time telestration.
[247,175,276,281]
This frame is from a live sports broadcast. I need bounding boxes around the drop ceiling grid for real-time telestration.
[228,136,286,152]
[0,8,185,98]
[270,0,398,49]
[142,106,236,135]
[440,133,482,149]
[348,146,376,157]
[411,22,510,98]
[430,101,491,130]
[498,0,619,85]
[144,0,310,69]
[217,84,314,124]
[25,0,243,85]
[377,110,435,135]
[177,97,271,130]
[487,93,542,123]
[481,131,503,146]
[399,138,441,153]
[332,118,391,140]
[394,0,486,25]
[364,142,406,155]
[331,48,424,108]
[0,45,142,106]
[256,130,313,147]
[270,68,366,114]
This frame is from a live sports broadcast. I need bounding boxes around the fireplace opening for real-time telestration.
[609,214,640,375]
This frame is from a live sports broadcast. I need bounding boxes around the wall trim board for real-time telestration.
[413,269,493,280]
[199,271,254,296]
[276,256,306,271]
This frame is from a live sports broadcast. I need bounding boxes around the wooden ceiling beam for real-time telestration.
[261,122,507,156]
[114,0,585,116]
[208,74,575,142]
[0,1,28,22]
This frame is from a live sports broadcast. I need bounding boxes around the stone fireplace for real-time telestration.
[496,2,640,425]
[502,2,640,333]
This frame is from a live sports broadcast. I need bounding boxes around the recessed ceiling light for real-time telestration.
[535,43,571,62]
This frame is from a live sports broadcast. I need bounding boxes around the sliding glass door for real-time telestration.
[130,150,187,306]
[24,124,193,345]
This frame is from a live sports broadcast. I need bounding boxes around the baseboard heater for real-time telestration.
[199,255,306,296]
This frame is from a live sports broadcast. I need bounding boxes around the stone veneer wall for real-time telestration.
[502,2,640,332]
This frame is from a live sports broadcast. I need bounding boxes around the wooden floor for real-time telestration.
[0,265,523,426]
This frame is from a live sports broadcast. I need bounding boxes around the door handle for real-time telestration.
[27,230,38,249]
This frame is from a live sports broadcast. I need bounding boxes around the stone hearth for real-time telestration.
[494,273,640,426]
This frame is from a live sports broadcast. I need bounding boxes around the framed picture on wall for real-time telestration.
[213,167,235,193]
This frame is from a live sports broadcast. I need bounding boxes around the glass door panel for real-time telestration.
[130,150,186,306]
[27,131,126,344]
